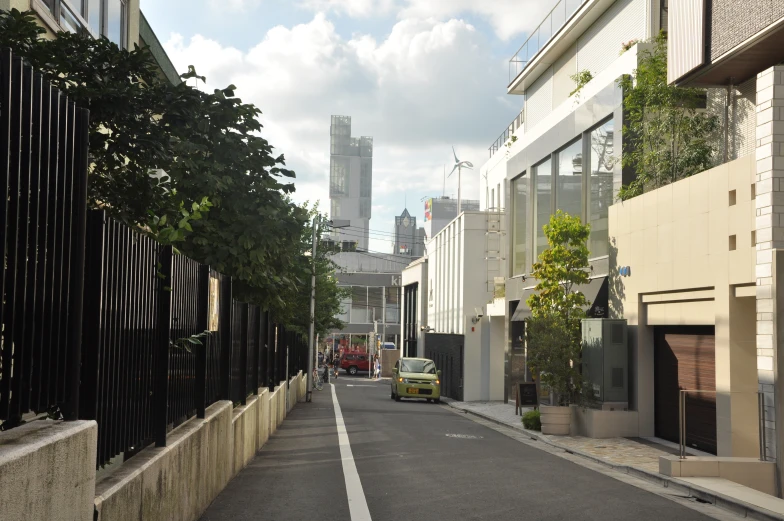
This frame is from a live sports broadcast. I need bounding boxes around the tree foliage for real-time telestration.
[274,204,349,337]
[526,211,590,404]
[617,32,719,200]
[0,9,342,321]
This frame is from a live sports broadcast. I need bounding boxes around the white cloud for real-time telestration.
[208,0,261,12]
[398,0,561,41]
[299,0,396,17]
[295,0,561,40]
[164,13,512,252]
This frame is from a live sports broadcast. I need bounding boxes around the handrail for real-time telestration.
[678,390,766,461]
[508,0,589,85]
[488,108,524,158]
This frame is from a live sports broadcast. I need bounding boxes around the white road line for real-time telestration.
[331,384,372,521]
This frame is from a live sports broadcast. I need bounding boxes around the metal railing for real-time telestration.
[0,48,90,426]
[508,0,588,85]
[0,48,311,468]
[489,109,524,158]
[678,390,766,461]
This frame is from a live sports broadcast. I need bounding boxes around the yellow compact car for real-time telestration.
[391,357,441,403]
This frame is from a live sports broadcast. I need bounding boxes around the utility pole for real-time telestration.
[307,218,349,401]
[306,215,320,402]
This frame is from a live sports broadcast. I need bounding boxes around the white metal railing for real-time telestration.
[508,0,588,85]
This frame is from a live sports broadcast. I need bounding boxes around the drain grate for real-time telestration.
[446,433,483,439]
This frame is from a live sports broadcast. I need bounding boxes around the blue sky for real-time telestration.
[140,0,556,252]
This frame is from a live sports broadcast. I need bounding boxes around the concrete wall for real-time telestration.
[0,420,97,521]
[92,373,304,521]
[608,155,760,456]
[572,407,639,438]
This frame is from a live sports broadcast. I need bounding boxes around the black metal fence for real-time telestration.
[0,49,310,468]
[0,48,89,426]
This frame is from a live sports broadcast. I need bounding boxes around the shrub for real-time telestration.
[522,410,541,431]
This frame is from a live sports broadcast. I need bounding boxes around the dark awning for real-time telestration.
[510,276,608,322]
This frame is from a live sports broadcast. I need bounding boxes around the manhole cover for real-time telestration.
[445,433,483,439]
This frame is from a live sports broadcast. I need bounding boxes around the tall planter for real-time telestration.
[540,405,571,435]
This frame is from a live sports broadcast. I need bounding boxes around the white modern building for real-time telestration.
[482,0,665,404]
[401,211,505,402]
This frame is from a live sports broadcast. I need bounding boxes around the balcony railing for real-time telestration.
[509,0,588,85]
[488,108,524,158]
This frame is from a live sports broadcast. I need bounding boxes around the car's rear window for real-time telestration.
[400,360,435,374]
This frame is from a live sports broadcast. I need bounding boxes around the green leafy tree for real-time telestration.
[0,9,318,315]
[526,211,590,405]
[618,32,719,200]
[273,204,349,337]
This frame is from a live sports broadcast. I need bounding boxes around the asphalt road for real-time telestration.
[199,376,726,521]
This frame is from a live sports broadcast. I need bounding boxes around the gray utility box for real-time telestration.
[582,319,628,404]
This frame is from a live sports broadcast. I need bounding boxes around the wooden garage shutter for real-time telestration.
[654,326,717,454]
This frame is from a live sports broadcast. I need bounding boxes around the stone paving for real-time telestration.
[446,400,682,473]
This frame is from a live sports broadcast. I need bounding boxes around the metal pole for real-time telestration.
[679,390,686,459]
[759,391,767,461]
[306,216,318,402]
[457,165,462,215]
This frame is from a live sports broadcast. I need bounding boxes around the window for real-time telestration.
[556,138,583,219]
[330,157,349,196]
[330,199,341,218]
[359,198,371,218]
[534,158,552,261]
[588,119,614,257]
[360,158,372,197]
[511,172,528,276]
[37,0,128,48]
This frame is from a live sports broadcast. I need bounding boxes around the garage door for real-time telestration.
[654,326,716,454]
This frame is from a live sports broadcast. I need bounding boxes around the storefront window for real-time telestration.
[511,173,528,276]
[588,119,614,257]
[534,158,552,261]
[556,138,583,219]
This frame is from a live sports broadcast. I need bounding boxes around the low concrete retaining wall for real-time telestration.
[94,381,301,521]
[571,407,639,438]
[660,456,777,496]
[0,380,302,521]
[0,420,97,521]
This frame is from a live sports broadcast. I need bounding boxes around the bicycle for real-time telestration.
[312,370,324,391]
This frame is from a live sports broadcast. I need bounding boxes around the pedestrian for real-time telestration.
[333,354,340,379]
[374,354,381,380]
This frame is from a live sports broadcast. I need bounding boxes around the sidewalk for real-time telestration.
[445,400,679,472]
[445,399,784,521]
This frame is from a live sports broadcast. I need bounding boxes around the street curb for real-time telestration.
[447,402,784,521]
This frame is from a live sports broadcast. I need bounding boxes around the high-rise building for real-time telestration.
[423,196,480,239]
[329,116,373,251]
[393,209,425,257]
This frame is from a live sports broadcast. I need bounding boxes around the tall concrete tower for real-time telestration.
[329,116,372,251]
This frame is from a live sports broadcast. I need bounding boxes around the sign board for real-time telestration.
[208,276,220,331]
[515,382,538,414]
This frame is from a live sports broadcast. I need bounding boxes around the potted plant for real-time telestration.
[525,211,590,435]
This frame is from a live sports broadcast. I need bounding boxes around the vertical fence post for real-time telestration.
[253,307,261,393]
[219,276,232,401]
[79,210,105,421]
[154,245,173,447]
[266,315,274,390]
[195,265,209,418]
[62,107,89,421]
[239,303,248,406]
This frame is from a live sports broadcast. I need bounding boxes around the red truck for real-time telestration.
[339,351,370,375]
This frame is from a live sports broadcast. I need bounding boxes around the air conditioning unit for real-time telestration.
[582,319,628,408]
